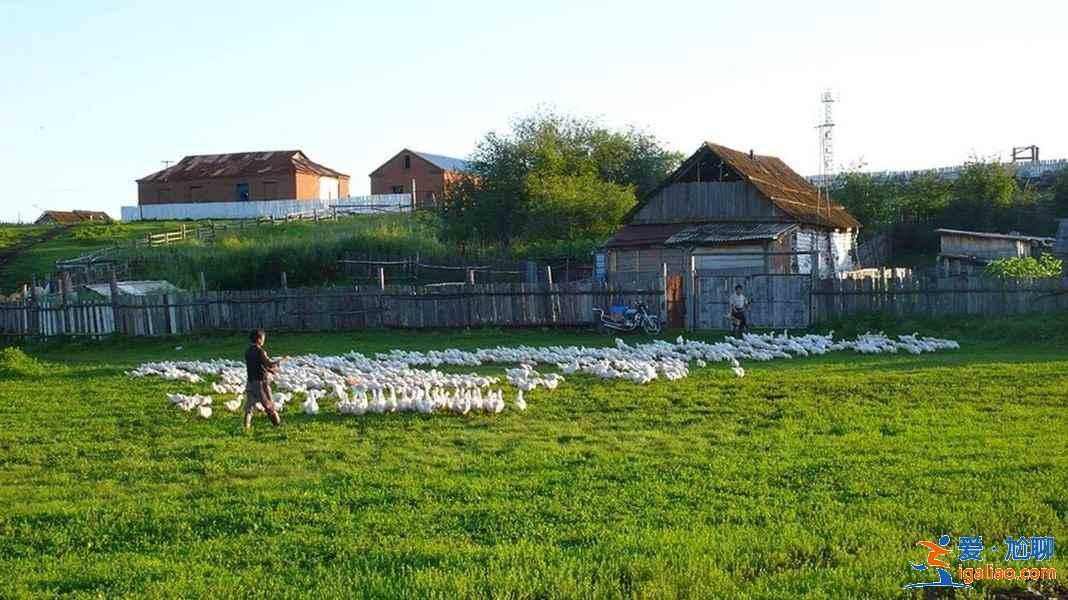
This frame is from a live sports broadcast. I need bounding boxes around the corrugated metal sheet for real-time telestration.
[665,222,797,245]
[120,194,412,221]
[413,151,470,173]
[83,280,181,297]
[602,223,689,248]
[628,142,860,230]
[935,228,1054,244]
[138,150,348,183]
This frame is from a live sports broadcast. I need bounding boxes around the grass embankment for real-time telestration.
[0,222,187,295]
[1,315,1066,598]
[123,214,449,290]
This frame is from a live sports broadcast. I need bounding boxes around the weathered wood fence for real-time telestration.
[812,276,1068,322]
[0,281,663,338]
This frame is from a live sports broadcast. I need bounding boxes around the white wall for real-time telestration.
[121,194,412,221]
[319,177,339,200]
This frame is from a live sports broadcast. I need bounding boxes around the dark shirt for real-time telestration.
[245,344,277,382]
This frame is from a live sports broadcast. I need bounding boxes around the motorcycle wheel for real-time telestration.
[643,317,661,335]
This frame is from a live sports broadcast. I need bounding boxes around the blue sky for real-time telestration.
[1,0,1065,222]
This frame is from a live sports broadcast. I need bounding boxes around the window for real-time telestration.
[403,155,411,169]
[263,181,278,200]
[236,183,250,201]
[158,188,171,202]
[391,185,404,193]
[189,185,203,202]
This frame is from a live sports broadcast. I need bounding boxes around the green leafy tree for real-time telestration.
[440,109,681,254]
[1051,166,1068,218]
[831,172,900,236]
[950,157,1022,231]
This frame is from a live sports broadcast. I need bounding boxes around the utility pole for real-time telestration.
[814,90,836,218]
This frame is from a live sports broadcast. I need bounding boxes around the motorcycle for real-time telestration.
[593,301,662,335]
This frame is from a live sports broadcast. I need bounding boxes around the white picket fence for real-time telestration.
[121,194,413,221]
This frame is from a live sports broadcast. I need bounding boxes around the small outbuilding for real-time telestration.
[936,228,1055,276]
[35,210,113,225]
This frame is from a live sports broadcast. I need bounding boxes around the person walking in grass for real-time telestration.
[729,284,750,334]
[244,328,288,431]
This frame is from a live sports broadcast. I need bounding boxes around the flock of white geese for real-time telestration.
[133,331,960,420]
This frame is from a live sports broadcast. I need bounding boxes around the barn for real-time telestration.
[137,150,349,206]
[601,142,860,282]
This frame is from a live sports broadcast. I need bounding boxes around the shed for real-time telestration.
[935,228,1055,276]
[601,142,861,281]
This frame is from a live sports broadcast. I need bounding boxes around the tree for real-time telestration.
[831,172,900,236]
[950,157,1022,231]
[1051,167,1068,218]
[439,109,682,254]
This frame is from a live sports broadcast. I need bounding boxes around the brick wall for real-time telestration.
[139,172,350,205]
[370,152,446,207]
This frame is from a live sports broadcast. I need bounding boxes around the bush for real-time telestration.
[984,254,1063,279]
[0,347,47,377]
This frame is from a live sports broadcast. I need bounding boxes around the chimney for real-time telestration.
[748,149,755,159]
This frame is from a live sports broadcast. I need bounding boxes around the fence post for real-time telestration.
[281,271,288,291]
[661,262,668,324]
[199,272,207,293]
[109,271,121,335]
[685,255,695,331]
[378,267,386,290]
[467,269,476,285]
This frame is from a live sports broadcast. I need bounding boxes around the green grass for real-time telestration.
[1,320,1066,598]
[124,214,449,290]
[0,222,188,294]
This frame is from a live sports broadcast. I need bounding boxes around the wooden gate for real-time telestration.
[694,274,811,329]
[666,275,685,328]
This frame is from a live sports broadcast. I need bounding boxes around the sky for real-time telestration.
[1,0,1065,222]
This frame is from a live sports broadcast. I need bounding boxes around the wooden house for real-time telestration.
[601,142,860,280]
[936,228,1055,276]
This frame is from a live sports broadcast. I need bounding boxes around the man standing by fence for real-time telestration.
[244,329,287,431]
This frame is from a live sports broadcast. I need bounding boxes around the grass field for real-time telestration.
[1,318,1066,598]
[0,222,187,295]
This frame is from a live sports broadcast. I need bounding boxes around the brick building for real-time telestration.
[369,149,469,208]
[137,150,349,205]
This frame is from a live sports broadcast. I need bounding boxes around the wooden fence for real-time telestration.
[812,276,1068,322]
[0,281,664,338]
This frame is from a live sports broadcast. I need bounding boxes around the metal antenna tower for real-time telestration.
[815,90,836,215]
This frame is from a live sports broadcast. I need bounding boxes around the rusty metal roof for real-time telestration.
[631,142,860,230]
[665,222,798,245]
[138,150,348,183]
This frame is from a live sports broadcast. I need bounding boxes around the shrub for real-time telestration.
[984,253,1063,279]
[0,347,47,377]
